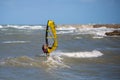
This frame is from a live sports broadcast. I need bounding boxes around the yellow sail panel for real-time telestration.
[46,20,58,53]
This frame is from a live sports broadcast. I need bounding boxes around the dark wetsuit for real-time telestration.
[42,45,51,56]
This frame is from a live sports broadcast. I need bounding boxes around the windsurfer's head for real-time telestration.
[42,44,48,53]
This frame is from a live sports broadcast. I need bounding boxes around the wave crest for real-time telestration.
[55,50,103,58]
[0,25,44,30]
[2,41,30,44]
[0,55,70,69]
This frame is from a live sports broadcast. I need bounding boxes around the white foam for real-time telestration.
[2,41,30,44]
[0,25,3,28]
[19,25,43,30]
[43,56,70,69]
[56,26,76,34]
[75,36,82,39]
[57,30,74,34]
[92,36,104,39]
[56,26,117,36]
[55,50,103,58]
[56,26,76,31]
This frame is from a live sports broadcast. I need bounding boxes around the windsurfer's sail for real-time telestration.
[45,20,58,53]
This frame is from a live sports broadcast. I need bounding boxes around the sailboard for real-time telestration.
[45,20,58,54]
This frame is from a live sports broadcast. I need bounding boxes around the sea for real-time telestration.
[0,24,120,80]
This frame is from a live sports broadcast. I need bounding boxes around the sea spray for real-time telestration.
[43,55,70,69]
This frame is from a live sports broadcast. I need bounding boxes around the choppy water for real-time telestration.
[0,25,120,80]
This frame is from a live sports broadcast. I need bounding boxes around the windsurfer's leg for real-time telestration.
[45,53,50,60]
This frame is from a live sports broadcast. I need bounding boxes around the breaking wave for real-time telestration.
[43,56,70,69]
[0,25,119,38]
[57,27,116,35]
[54,50,103,58]
[0,55,70,69]
[57,27,120,38]
[2,41,30,44]
[0,25,44,30]
[0,50,103,69]
[0,56,43,68]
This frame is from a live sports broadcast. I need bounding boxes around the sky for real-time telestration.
[0,0,120,24]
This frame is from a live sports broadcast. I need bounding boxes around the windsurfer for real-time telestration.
[42,44,51,56]
[42,20,58,57]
